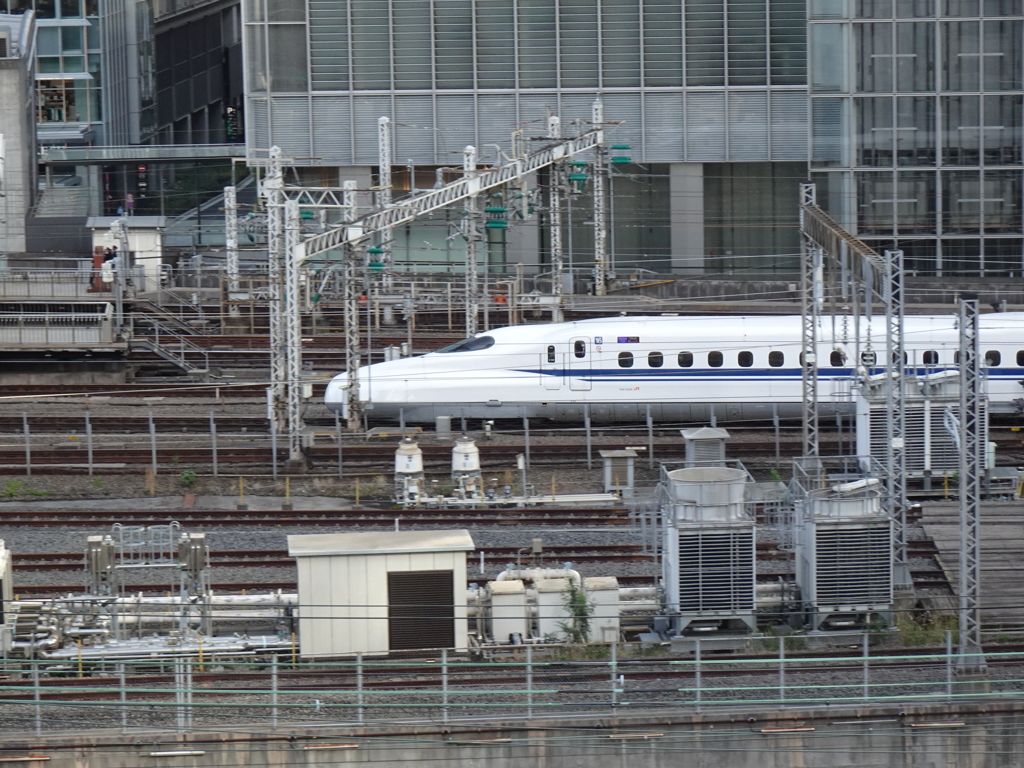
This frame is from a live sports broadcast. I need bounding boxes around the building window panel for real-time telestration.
[983,96,1023,166]
[770,0,807,84]
[38,27,60,56]
[268,0,305,22]
[984,238,1024,275]
[686,0,726,86]
[810,22,847,91]
[942,0,979,14]
[855,23,893,93]
[435,0,474,89]
[560,0,600,87]
[268,24,308,91]
[943,238,982,275]
[895,170,937,234]
[518,0,557,88]
[856,0,894,17]
[857,171,896,233]
[60,25,83,54]
[38,56,61,73]
[895,0,934,17]
[728,0,768,85]
[941,21,979,92]
[983,170,1023,233]
[602,0,642,87]
[309,0,351,91]
[245,24,267,92]
[643,0,683,87]
[393,1,433,90]
[856,97,894,166]
[942,170,983,233]
[61,55,84,72]
[896,95,935,166]
[895,23,933,91]
[983,20,1023,92]
[476,0,515,88]
[983,0,1023,14]
[59,0,81,17]
[942,96,980,166]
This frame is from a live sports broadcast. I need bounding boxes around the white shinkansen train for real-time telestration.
[324,314,1024,424]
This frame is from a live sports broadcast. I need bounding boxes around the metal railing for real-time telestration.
[0,633,1018,735]
[130,319,210,374]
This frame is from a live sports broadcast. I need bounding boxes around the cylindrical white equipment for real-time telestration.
[394,438,424,476]
[452,436,481,474]
[666,466,747,522]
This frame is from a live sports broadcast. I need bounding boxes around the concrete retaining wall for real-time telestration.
[5,701,1024,768]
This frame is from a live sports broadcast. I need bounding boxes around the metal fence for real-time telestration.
[0,635,1019,735]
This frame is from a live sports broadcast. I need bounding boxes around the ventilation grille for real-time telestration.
[388,570,455,651]
[868,402,986,475]
[677,528,755,612]
[814,524,891,607]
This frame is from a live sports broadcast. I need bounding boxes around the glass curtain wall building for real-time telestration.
[810,0,1024,275]
[243,0,810,274]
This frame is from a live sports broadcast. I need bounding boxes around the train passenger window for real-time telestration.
[649,351,664,368]
[738,351,753,367]
[1018,351,1024,366]
[618,352,633,368]
[861,351,876,366]
[923,350,939,365]
[708,351,723,367]
[678,351,693,367]
[574,340,586,358]
[892,351,908,364]
[954,351,960,364]
[435,335,496,353]
[830,350,846,366]
[768,351,784,367]
[546,345,555,363]
[985,350,1001,366]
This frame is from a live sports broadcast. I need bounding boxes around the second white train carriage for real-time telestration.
[324,314,1024,424]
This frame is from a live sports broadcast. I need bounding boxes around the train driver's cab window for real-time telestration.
[830,350,846,366]
[678,351,694,367]
[923,350,939,365]
[649,351,664,368]
[985,350,1001,366]
[708,351,723,367]
[574,340,586,358]
[436,336,495,353]
[546,345,555,363]
[768,351,784,367]
[618,351,633,368]
[738,351,753,367]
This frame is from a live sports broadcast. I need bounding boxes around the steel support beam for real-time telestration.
[591,100,608,297]
[884,249,908,584]
[224,185,239,318]
[958,295,985,670]
[264,149,287,441]
[463,145,481,336]
[548,116,565,320]
[799,184,821,460]
[377,117,394,291]
[283,198,305,462]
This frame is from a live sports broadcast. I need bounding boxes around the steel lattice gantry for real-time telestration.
[798,183,909,586]
[259,108,608,444]
[958,296,985,670]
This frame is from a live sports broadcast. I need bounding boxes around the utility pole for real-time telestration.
[283,198,305,463]
[548,115,565,320]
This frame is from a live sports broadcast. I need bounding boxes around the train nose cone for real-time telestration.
[325,377,347,415]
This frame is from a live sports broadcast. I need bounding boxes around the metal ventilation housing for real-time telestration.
[796,480,893,630]
[662,466,756,635]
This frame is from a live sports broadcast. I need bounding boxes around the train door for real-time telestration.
[542,344,562,390]
[568,337,592,391]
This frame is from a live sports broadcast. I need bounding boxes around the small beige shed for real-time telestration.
[287,530,475,657]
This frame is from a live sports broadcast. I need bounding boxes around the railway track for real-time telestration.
[0,506,633,527]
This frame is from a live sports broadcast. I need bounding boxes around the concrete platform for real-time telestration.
[919,501,1024,625]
